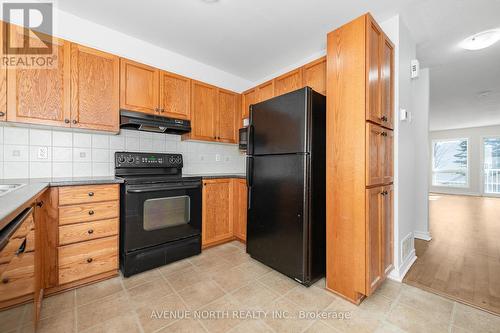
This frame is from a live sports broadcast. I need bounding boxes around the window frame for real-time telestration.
[431,138,470,188]
[481,136,500,197]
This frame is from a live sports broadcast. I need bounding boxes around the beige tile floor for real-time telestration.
[2,241,500,333]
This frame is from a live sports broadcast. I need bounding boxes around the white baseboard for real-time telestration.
[414,231,432,241]
[388,249,417,282]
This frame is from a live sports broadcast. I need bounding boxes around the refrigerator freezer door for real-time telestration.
[250,88,310,155]
[247,154,308,282]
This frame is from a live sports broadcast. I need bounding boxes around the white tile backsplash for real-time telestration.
[0,124,245,179]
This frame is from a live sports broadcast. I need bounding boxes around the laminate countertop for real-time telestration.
[183,173,246,180]
[0,177,123,232]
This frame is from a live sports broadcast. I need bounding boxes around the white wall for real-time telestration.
[0,123,245,179]
[414,68,430,240]
[429,125,500,196]
[380,15,420,281]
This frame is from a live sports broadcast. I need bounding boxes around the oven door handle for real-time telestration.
[127,185,200,193]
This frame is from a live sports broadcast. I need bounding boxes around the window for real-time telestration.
[432,139,468,187]
[484,137,500,194]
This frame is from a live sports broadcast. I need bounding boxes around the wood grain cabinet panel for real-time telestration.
[232,179,247,241]
[217,89,238,143]
[202,179,233,247]
[241,88,257,120]
[381,37,394,129]
[58,184,119,206]
[70,44,119,132]
[59,201,119,225]
[58,218,118,246]
[274,68,303,97]
[159,71,191,119]
[366,187,383,295]
[120,58,159,114]
[0,22,6,122]
[382,185,394,275]
[190,80,218,141]
[0,238,24,265]
[7,37,71,127]
[366,17,382,125]
[257,81,274,103]
[58,236,118,285]
[383,129,394,184]
[0,252,35,302]
[366,123,384,187]
[303,57,326,95]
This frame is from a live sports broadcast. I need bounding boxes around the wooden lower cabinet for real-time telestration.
[202,178,247,247]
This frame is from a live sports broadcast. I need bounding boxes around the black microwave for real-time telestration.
[238,127,248,150]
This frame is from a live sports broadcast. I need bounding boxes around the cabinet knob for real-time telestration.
[88,210,95,215]
[2,277,9,284]
[36,201,44,208]
[161,108,165,113]
[88,229,94,234]
[64,119,70,124]
[0,111,5,117]
[381,132,388,137]
[72,120,78,124]
[87,258,93,263]
[88,192,94,197]
[381,116,388,122]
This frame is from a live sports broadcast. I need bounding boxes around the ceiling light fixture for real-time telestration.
[459,29,500,50]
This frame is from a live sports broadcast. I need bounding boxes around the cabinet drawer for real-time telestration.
[0,238,25,265]
[59,184,119,206]
[58,236,118,285]
[59,219,118,246]
[11,213,34,239]
[59,201,119,225]
[25,230,35,253]
[0,252,35,302]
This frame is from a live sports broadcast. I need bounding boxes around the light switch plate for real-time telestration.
[38,147,48,159]
[215,154,221,162]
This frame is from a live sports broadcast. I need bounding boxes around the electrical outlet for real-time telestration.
[215,154,221,162]
[38,147,48,159]
[12,150,20,157]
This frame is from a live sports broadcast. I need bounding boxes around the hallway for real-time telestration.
[404,194,500,315]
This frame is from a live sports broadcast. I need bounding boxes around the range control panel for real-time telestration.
[115,152,183,168]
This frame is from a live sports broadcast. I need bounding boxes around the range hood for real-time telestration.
[120,110,191,134]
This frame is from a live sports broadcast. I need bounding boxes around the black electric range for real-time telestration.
[115,152,202,277]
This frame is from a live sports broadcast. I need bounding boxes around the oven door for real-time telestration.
[122,180,202,252]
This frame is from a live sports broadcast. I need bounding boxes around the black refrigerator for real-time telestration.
[246,87,326,286]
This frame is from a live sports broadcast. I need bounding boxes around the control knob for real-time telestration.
[127,156,135,163]
[118,156,126,163]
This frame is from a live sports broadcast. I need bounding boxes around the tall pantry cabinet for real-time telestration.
[326,13,394,304]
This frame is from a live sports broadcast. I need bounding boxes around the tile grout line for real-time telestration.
[118,274,146,333]
[448,302,457,333]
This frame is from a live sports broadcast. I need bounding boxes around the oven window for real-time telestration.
[143,196,190,231]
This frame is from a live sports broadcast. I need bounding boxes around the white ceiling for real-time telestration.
[55,0,412,82]
[400,0,500,131]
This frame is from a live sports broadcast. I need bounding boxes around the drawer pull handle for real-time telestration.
[88,192,94,197]
[88,210,95,215]
[2,277,9,284]
[87,258,93,263]
[87,229,94,234]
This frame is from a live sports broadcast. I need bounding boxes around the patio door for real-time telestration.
[482,137,500,196]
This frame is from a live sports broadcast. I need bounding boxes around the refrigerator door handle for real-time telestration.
[246,156,253,187]
[248,186,252,210]
[247,124,254,155]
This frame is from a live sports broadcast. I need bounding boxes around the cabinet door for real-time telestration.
[233,179,247,241]
[70,44,119,132]
[382,129,394,184]
[0,22,6,122]
[159,71,190,120]
[366,186,383,295]
[242,88,257,119]
[120,59,159,114]
[303,57,326,95]
[382,185,394,276]
[202,179,233,247]
[7,37,71,127]
[381,37,394,129]
[191,81,218,141]
[257,80,274,103]
[217,89,238,143]
[274,68,303,97]
[366,16,382,125]
[366,123,384,186]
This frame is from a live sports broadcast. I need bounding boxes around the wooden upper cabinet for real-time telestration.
[7,37,71,127]
[382,185,394,275]
[303,57,326,95]
[274,68,303,97]
[233,179,247,241]
[120,58,159,114]
[217,89,238,143]
[191,80,218,141]
[257,80,274,103]
[241,88,257,119]
[0,22,6,122]
[202,179,233,247]
[366,123,384,187]
[70,44,119,132]
[366,186,383,295]
[366,16,382,125]
[381,37,394,129]
[383,129,394,184]
[159,71,190,120]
